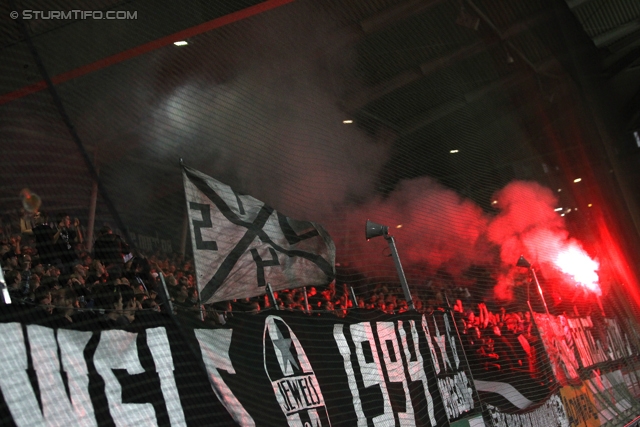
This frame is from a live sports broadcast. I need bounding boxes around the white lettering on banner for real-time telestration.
[397,320,437,426]
[443,315,460,370]
[437,372,473,419]
[286,409,322,427]
[94,330,158,426]
[274,374,323,414]
[487,395,569,427]
[56,329,97,425]
[351,322,394,426]
[421,316,441,375]
[377,322,415,426]
[0,323,49,427]
[0,324,98,427]
[333,324,367,427]
[146,328,187,427]
[195,329,256,427]
[28,325,96,427]
[431,316,452,372]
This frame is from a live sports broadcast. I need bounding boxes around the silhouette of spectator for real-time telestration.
[33,211,56,267]
[93,226,130,277]
[53,213,83,275]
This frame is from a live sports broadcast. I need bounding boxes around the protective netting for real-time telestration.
[1,0,640,426]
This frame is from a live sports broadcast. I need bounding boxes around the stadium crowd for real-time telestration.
[1,209,541,377]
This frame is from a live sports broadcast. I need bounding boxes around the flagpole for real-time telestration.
[385,235,415,311]
[350,286,358,308]
[303,287,310,313]
[158,272,174,315]
[267,282,279,310]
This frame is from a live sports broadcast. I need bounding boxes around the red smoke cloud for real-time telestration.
[334,177,490,282]
[335,178,604,303]
[487,181,600,300]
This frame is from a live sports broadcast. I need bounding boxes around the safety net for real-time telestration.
[1,0,640,426]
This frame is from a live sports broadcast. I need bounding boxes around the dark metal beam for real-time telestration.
[565,0,595,9]
[605,46,640,78]
[399,73,526,136]
[359,0,447,34]
[340,4,557,113]
[341,41,486,112]
[593,19,640,48]
[465,0,559,79]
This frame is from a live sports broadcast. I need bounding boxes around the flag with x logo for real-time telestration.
[182,165,336,304]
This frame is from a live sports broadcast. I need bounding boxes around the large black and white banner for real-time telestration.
[182,166,336,304]
[0,306,485,427]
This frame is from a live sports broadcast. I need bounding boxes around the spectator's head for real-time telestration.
[33,211,46,225]
[164,274,176,287]
[69,274,84,288]
[249,301,260,313]
[34,285,51,305]
[142,298,160,312]
[2,250,18,270]
[93,285,121,313]
[47,265,60,278]
[99,226,112,236]
[187,287,198,303]
[90,260,106,277]
[56,213,71,229]
[5,270,21,289]
[178,276,189,288]
[19,254,31,271]
[117,285,137,320]
[32,260,45,275]
[73,263,87,278]
[82,254,92,267]
[28,274,40,293]
[53,288,76,312]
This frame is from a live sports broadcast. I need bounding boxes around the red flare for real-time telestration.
[554,244,600,295]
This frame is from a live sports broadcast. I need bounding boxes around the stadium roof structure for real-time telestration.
[0,0,639,268]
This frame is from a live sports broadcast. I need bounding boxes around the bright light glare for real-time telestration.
[573,178,582,183]
[343,120,353,124]
[555,245,600,294]
[492,200,498,205]
[588,203,593,207]
[396,224,403,229]
[557,188,562,192]
[174,41,188,46]
[450,149,459,153]
[554,207,563,212]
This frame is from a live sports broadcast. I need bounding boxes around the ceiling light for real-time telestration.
[573,178,582,183]
[506,50,515,64]
[492,200,498,205]
[560,213,565,217]
[343,120,353,124]
[450,149,459,153]
[174,41,188,46]
[557,188,562,192]
[396,225,403,229]
[588,204,592,207]
[554,207,562,212]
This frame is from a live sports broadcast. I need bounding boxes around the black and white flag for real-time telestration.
[182,165,336,304]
